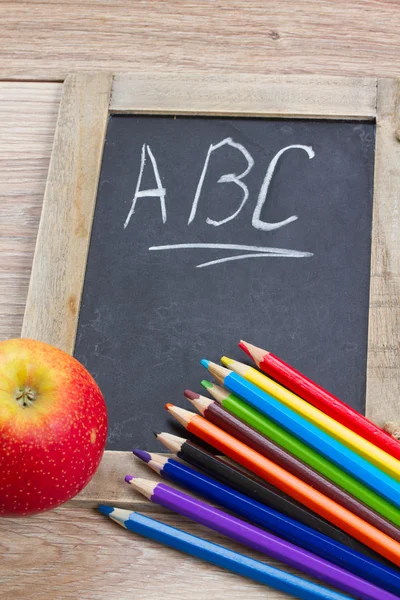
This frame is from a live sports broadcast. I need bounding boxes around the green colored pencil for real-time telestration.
[201,380,400,527]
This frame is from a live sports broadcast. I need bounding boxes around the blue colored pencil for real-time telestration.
[98,505,352,600]
[133,449,400,596]
[202,361,400,510]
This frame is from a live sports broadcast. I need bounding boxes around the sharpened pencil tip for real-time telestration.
[153,431,160,438]
[184,389,200,401]
[239,341,252,358]
[221,356,233,367]
[200,359,210,369]
[201,380,212,389]
[133,449,152,463]
[98,504,113,516]
[165,403,173,410]
[125,474,135,483]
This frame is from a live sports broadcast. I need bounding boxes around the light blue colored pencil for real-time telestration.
[98,505,352,600]
[202,360,400,510]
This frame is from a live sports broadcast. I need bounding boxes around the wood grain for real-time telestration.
[0,506,324,600]
[2,4,400,598]
[74,453,168,509]
[366,78,400,426]
[21,72,112,353]
[1,1,400,81]
[0,82,62,341]
[111,73,377,118]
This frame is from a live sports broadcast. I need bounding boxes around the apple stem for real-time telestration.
[15,387,37,408]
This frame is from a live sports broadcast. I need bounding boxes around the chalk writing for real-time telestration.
[124,144,166,229]
[125,138,314,267]
[252,144,315,231]
[188,137,254,227]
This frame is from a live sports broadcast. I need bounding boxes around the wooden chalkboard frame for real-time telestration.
[21,73,400,507]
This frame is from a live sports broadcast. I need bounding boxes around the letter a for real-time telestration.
[188,137,254,226]
[124,144,167,229]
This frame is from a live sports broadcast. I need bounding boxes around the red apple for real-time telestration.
[0,338,107,516]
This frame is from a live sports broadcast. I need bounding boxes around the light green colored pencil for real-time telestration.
[201,379,400,527]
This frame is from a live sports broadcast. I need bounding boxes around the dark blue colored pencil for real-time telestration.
[132,448,400,596]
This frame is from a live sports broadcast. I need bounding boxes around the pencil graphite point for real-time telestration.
[125,474,135,483]
[184,389,200,401]
[156,432,186,454]
[221,356,234,367]
[165,403,173,410]
[201,381,229,404]
[98,504,113,516]
[200,359,210,369]
[166,404,194,428]
[185,393,212,415]
[220,357,248,376]
[201,380,213,389]
[202,361,231,384]
[133,449,152,463]
[145,453,168,475]
[238,340,253,359]
[239,341,267,364]
[153,431,160,438]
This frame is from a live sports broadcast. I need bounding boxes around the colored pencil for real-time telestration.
[185,390,364,501]
[165,403,400,567]
[152,434,383,558]
[133,449,400,595]
[222,356,400,482]
[200,381,400,542]
[203,361,400,510]
[98,505,352,600]
[127,476,398,600]
[239,340,400,462]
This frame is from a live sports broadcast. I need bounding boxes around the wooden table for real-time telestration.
[1,2,400,598]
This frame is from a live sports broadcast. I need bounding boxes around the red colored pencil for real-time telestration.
[239,340,400,462]
[165,403,400,567]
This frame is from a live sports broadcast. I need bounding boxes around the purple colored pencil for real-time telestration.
[125,476,398,600]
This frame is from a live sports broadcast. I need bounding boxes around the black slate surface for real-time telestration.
[74,115,375,450]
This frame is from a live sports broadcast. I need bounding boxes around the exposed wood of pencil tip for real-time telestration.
[166,404,196,428]
[185,394,213,415]
[207,362,231,384]
[221,357,249,376]
[148,454,169,473]
[127,478,156,500]
[240,341,268,366]
[156,432,186,454]
[204,382,231,404]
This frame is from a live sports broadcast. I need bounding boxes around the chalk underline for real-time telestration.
[149,243,313,268]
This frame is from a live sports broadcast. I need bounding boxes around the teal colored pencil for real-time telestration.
[98,505,352,600]
[202,361,400,510]
[200,379,400,528]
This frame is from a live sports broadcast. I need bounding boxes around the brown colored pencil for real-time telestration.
[184,390,400,543]
[165,403,400,567]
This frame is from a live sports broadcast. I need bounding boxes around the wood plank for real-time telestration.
[0,82,62,341]
[111,73,377,119]
[73,452,168,509]
[366,78,400,426]
[0,505,328,600]
[1,1,400,81]
[21,73,113,353]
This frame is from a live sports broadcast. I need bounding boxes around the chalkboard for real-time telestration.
[74,114,375,451]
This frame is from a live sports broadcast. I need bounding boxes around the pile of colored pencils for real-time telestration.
[99,341,400,600]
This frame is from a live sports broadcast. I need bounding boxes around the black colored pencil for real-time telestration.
[184,390,400,544]
[156,431,398,567]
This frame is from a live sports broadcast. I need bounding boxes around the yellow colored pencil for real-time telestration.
[221,357,400,482]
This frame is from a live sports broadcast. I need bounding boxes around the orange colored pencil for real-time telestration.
[239,340,400,462]
[165,403,400,567]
